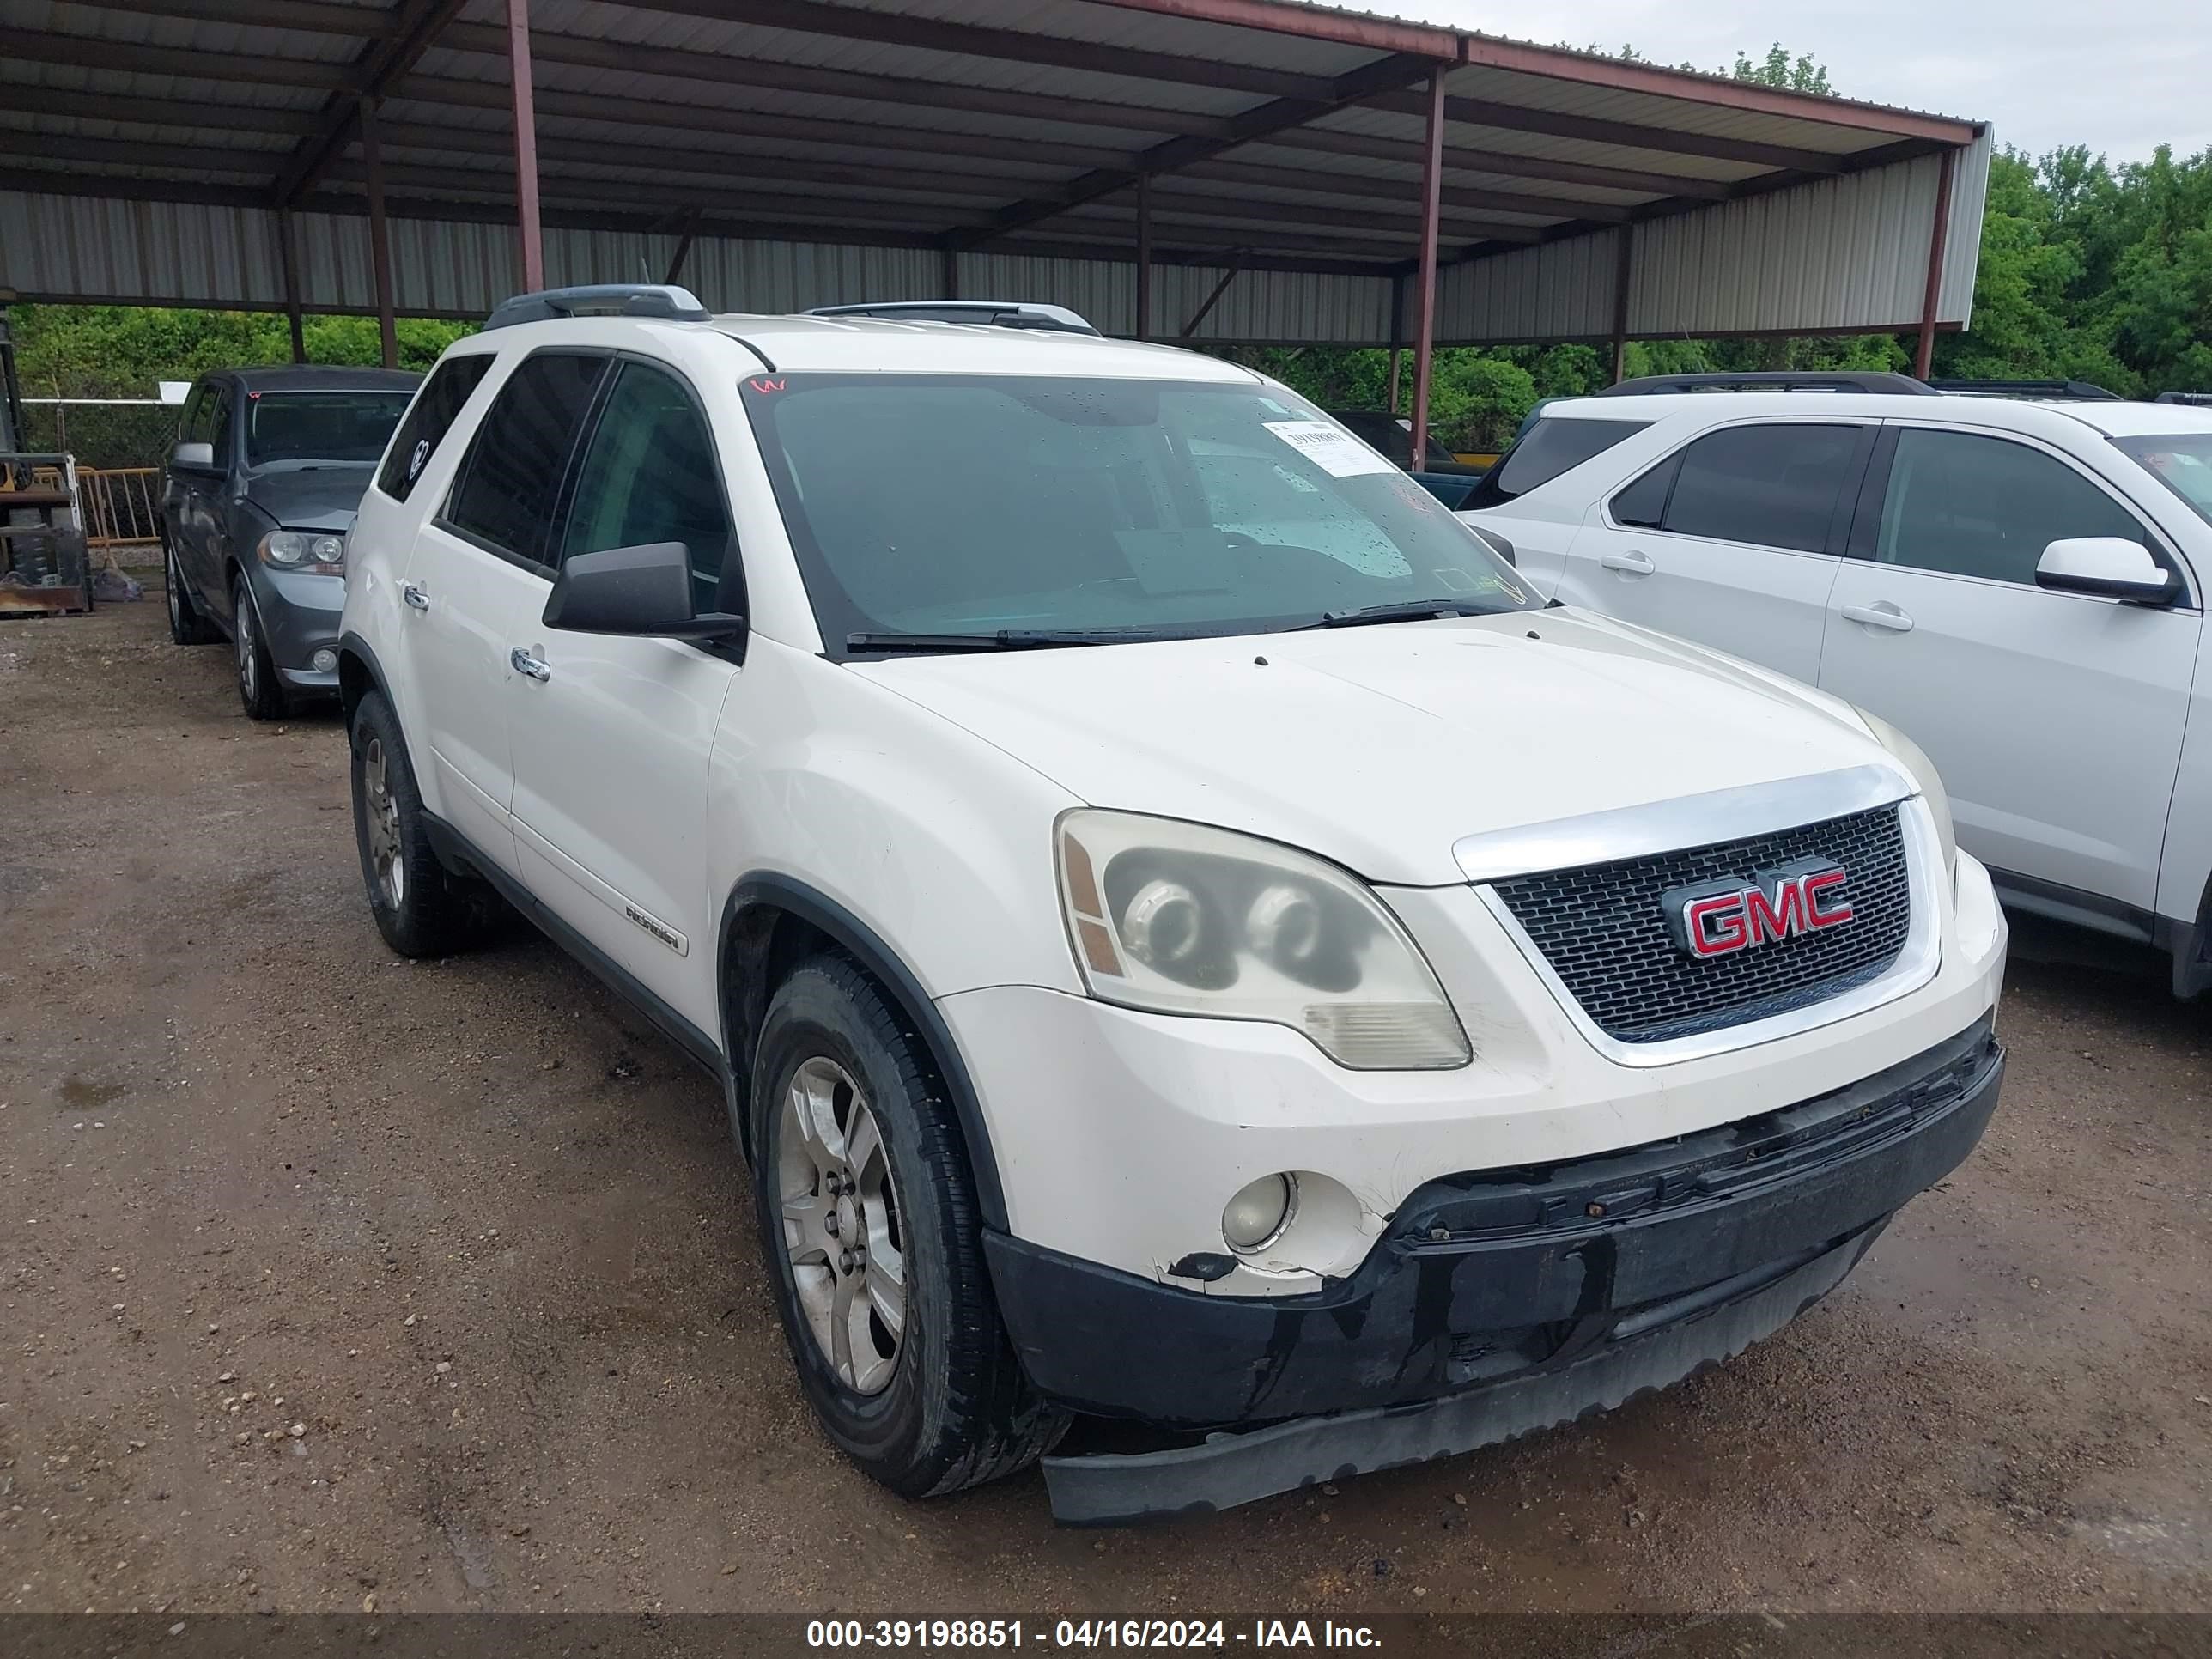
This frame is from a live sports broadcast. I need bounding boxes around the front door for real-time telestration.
[1819,423,2202,913]
[1557,420,1872,685]
[170,381,233,618]
[399,349,611,874]
[507,357,743,1036]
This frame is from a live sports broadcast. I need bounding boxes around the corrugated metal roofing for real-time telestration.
[0,0,1990,345]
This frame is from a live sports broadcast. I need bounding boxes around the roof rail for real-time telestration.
[806,300,1100,337]
[1929,377,2123,401]
[1592,370,1939,397]
[485,284,710,330]
[2154,390,2212,407]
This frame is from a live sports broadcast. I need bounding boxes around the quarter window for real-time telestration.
[1653,423,1863,553]
[443,352,609,568]
[558,361,739,611]
[377,354,495,502]
[1461,416,1650,510]
[1875,428,2153,586]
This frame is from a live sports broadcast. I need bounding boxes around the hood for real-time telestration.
[241,465,376,534]
[850,610,1897,886]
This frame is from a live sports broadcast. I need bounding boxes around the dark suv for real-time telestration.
[162,366,419,718]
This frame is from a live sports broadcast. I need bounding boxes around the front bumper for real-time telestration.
[247,565,346,692]
[988,1017,2002,1519]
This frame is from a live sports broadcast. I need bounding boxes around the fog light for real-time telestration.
[1222,1173,1296,1254]
[311,647,337,673]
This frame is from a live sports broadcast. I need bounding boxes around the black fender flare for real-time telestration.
[718,874,1008,1231]
[336,628,396,724]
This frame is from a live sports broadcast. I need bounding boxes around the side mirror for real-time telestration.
[1462,520,1516,566]
[170,441,216,472]
[2034,537,2176,605]
[543,541,747,642]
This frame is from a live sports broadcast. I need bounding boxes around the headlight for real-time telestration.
[1856,708,1957,882]
[1055,809,1470,1070]
[258,529,346,571]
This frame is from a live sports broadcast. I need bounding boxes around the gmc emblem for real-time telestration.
[1662,858,1854,959]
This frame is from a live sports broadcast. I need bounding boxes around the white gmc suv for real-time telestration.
[337,289,2008,1524]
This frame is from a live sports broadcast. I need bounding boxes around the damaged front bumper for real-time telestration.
[983,1016,2004,1524]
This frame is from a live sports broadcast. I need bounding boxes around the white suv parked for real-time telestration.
[1462,376,2212,996]
[339,289,2008,1523]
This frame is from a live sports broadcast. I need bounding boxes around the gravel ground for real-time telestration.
[2,597,2209,1618]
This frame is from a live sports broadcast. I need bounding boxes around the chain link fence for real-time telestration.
[21,400,179,471]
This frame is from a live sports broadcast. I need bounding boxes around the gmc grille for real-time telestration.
[1488,804,1912,1043]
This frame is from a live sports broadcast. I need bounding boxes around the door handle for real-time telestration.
[401,581,430,611]
[509,647,551,683]
[1601,550,1656,576]
[1841,602,1914,634]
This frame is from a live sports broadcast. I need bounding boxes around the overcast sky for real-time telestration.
[1369,0,2212,164]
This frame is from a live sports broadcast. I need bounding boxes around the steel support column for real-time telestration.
[1388,272,1406,413]
[1133,173,1152,341]
[1609,224,1634,384]
[277,208,307,363]
[359,101,398,369]
[1407,66,1447,471]
[939,242,959,298]
[507,0,545,294]
[1911,149,1957,380]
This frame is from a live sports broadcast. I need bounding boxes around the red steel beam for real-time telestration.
[0,28,359,88]
[507,0,544,295]
[1408,70,1445,471]
[84,0,401,36]
[1079,0,1462,58]
[1179,253,1249,337]
[0,86,326,137]
[1179,158,1633,222]
[275,0,474,205]
[953,48,1445,246]
[1134,174,1152,341]
[1913,149,1957,380]
[360,100,399,369]
[1085,185,1545,242]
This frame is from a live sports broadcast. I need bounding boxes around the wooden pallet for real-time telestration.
[0,581,89,616]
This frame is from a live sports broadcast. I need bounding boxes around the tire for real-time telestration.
[348,689,503,958]
[232,572,288,721]
[751,955,1067,1498]
[165,541,219,645]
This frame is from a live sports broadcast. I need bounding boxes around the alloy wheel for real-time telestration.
[235,598,258,702]
[361,737,406,909]
[776,1055,906,1395]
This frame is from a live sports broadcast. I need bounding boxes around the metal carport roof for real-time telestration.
[0,0,1993,447]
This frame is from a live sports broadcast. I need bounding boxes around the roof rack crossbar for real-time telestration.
[1592,371,1939,397]
[2153,391,2212,406]
[485,284,711,330]
[806,300,1100,337]
[1928,378,2123,401]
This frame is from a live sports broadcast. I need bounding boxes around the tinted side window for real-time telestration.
[1610,453,1679,528]
[206,388,235,468]
[178,384,213,446]
[1875,428,2152,586]
[1462,417,1650,509]
[444,353,609,568]
[377,354,495,501]
[558,362,738,611]
[1662,423,1861,553]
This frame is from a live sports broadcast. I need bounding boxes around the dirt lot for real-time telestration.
[3,595,2209,1619]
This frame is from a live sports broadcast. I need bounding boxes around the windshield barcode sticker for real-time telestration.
[1263,421,1396,479]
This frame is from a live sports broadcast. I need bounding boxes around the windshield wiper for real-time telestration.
[845,629,1139,653]
[1295,599,1501,630]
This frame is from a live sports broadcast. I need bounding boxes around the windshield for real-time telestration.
[2114,434,2212,529]
[1328,410,1455,468]
[741,375,1533,653]
[246,392,414,467]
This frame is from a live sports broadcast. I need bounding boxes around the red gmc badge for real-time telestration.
[1662,858,1854,959]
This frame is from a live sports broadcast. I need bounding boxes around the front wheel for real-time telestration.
[751,956,1067,1498]
[348,690,502,957]
[232,573,287,720]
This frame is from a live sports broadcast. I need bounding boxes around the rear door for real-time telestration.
[171,381,233,617]
[1556,419,1873,684]
[1818,422,2202,914]
[507,356,743,1036]
[401,349,611,874]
